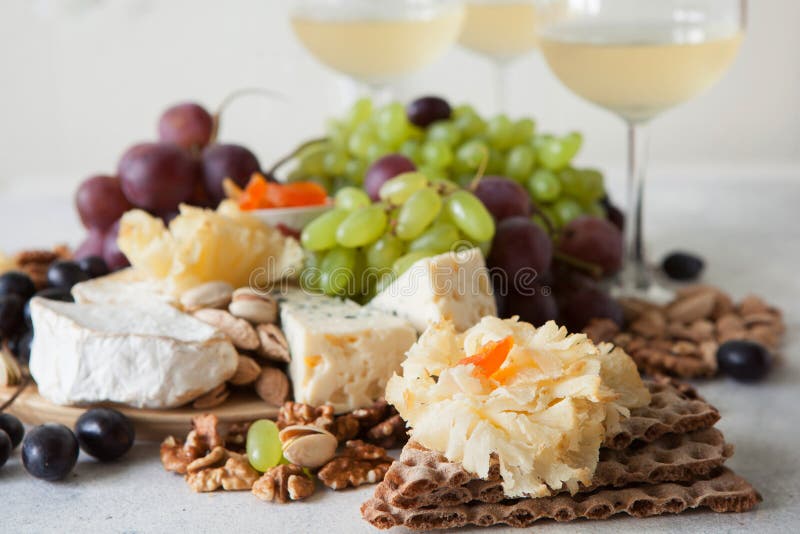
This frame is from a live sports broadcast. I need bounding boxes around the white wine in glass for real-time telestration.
[539,0,745,294]
[291,0,464,104]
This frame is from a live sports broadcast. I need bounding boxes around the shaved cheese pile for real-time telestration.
[386,316,650,498]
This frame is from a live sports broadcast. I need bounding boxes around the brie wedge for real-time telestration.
[368,248,497,333]
[29,297,238,409]
[72,268,177,307]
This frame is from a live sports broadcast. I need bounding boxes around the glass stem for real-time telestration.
[623,121,651,291]
[493,60,510,113]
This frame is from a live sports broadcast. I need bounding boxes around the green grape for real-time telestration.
[399,140,422,162]
[487,115,514,150]
[584,202,606,218]
[301,208,349,251]
[334,186,371,211]
[421,141,454,169]
[393,250,436,276]
[511,118,536,145]
[319,247,356,296]
[395,188,442,240]
[505,145,535,181]
[553,198,583,226]
[299,251,324,291]
[246,420,282,472]
[445,190,495,242]
[431,178,459,195]
[366,234,405,270]
[427,121,461,147]
[452,104,476,119]
[456,140,489,171]
[456,174,476,189]
[336,205,388,247]
[350,249,368,301]
[407,125,425,141]
[579,168,605,202]
[365,143,391,164]
[561,132,583,160]
[373,270,397,293]
[376,103,409,146]
[326,119,349,149]
[298,147,327,176]
[528,169,562,203]
[344,159,366,185]
[346,97,373,127]
[486,148,506,175]
[409,223,460,254]
[475,239,492,258]
[323,151,348,175]
[417,165,448,184]
[538,132,582,171]
[348,125,376,159]
[558,167,584,197]
[379,172,429,204]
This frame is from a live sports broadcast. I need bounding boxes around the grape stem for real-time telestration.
[266,137,330,179]
[0,374,30,413]
[211,87,290,145]
[553,251,603,279]
[468,146,490,192]
[529,203,556,235]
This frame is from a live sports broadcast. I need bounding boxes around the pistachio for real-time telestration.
[257,324,291,363]
[228,355,261,386]
[229,288,278,325]
[255,367,291,407]
[193,308,260,351]
[279,425,338,468]
[180,281,234,312]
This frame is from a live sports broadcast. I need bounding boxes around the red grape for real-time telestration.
[118,143,198,212]
[202,143,261,204]
[74,229,107,261]
[158,102,214,150]
[558,287,623,332]
[406,96,452,128]
[102,221,130,271]
[364,154,416,201]
[558,216,623,276]
[500,289,558,327]
[75,175,132,231]
[601,196,625,232]
[488,216,553,281]
[473,176,531,221]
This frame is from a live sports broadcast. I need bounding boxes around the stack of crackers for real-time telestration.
[361,379,760,530]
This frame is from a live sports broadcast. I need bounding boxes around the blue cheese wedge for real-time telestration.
[280,293,416,413]
[368,248,497,334]
[29,297,238,409]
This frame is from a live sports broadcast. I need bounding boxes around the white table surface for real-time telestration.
[1,174,799,533]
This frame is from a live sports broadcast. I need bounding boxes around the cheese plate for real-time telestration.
[0,384,278,441]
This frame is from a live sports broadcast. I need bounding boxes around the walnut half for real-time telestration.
[317,440,394,490]
[252,464,315,503]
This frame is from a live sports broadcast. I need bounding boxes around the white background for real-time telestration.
[0,0,798,196]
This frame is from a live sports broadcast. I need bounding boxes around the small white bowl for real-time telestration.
[249,202,333,232]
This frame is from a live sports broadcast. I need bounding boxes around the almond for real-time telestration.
[255,367,291,407]
[229,355,261,386]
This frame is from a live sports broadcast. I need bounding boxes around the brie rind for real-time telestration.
[71,268,177,307]
[29,297,238,409]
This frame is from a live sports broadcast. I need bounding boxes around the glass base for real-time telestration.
[612,263,674,303]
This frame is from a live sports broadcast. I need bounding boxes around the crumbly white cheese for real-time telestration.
[72,268,177,307]
[29,297,238,409]
[368,248,497,333]
[280,293,417,413]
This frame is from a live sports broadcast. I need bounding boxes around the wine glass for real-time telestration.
[458,0,540,112]
[538,0,745,296]
[291,0,465,106]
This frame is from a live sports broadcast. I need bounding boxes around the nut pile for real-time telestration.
[13,246,72,289]
[161,412,395,504]
[181,281,291,409]
[583,285,785,378]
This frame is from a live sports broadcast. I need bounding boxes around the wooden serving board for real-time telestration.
[0,385,279,442]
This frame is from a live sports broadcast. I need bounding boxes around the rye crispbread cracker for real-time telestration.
[377,427,732,510]
[362,468,761,530]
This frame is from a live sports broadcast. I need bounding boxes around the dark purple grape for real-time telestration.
[75,175,132,231]
[74,229,106,261]
[473,176,531,222]
[717,340,771,382]
[0,413,24,449]
[501,289,558,326]
[0,294,23,338]
[102,220,130,272]
[9,328,32,365]
[662,252,705,281]
[558,216,623,276]
[202,143,261,204]
[0,430,10,469]
[22,424,79,481]
[24,287,73,326]
[0,271,36,301]
[489,217,553,282]
[47,261,90,290]
[78,256,110,279]
[158,102,214,150]
[406,96,452,128]
[559,287,623,332]
[118,142,199,212]
[75,408,135,462]
[364,154,416,201]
